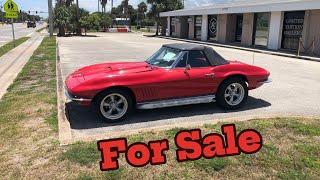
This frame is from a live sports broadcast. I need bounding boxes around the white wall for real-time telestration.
[201,15,208,41]
[268,11,283,50]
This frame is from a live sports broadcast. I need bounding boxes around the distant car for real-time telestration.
[27,21,36,28]
[65,43,271,123]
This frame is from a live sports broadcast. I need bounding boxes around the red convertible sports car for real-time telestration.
[65,43,271,122]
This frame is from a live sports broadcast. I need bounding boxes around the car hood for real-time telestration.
[74,61,153,79]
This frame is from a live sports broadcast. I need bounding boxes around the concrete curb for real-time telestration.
[56,40,73,145]
[62,114,319,145]
[156,36,320,62]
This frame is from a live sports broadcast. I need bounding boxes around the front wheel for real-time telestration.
[94,89,133,123]
[216,77,248,110]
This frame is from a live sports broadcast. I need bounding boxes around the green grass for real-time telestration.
[60,117,319,179]
[61,142,100,166]
[191,157,231,172]
[0,37,30,58]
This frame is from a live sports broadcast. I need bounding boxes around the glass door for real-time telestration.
[253,13,270,47]
[194,16,202,40]
[235,15,243,42]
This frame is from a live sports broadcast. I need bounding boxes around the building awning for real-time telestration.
[160,0,320,17]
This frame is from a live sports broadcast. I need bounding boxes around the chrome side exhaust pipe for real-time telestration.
[136,95,216,110]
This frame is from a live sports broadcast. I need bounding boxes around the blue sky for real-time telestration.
[6,0,242,18]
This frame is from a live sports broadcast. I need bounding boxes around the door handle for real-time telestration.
[205,73,215,78]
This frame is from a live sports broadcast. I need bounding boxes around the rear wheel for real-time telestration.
[216,77,248,110]
[94,89,133,123]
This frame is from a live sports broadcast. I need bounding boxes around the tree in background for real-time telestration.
[68,4,89,34]
[79,15,90,35]
[54,5,71,36]
[111,0,138,27]
[100,0,108,14]
[101,13,112,30]
[138,2,147,18]
[66,0,74,7]
[146,0,183,35]
[137,2,147,26]
[89,13,102,32]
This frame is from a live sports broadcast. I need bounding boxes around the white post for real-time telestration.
[268,11,282,50]
[201,15,208,41]
[11,19,15,47]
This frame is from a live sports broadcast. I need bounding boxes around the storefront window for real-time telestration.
[170,17,175,35]
[194,16,202,40]
[253,13,270,47]
[281,11,305,50]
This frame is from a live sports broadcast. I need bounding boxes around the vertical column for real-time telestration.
[188,16,195,39]
[217,14,228,43]
[201,15,208,41]
[268,11,283,50]
[241,13,254,46]
[167,16,171,36]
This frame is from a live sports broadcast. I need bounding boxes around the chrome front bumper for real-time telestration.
[263,78,272,83]
[65,89,92,103]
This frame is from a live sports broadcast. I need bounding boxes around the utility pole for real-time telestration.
[76,0,81,35]
[111,0,113,13]
[98,0,100,12]
[47,0,53,36]
[1,6,3,23]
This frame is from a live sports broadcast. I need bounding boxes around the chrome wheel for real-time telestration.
[100,93,128,120]
[224,83,245,106]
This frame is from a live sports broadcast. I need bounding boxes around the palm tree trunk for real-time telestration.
[58,26,65,36]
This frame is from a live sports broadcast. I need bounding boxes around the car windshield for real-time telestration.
[147,47,182,68]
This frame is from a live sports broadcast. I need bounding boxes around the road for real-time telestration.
[0,23,44,47]
[57,33,320,142]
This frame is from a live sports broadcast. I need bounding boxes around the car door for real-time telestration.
[155,52,193,100]
[184,50,218,96]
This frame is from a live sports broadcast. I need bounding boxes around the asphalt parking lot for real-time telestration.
[58,33,320,142]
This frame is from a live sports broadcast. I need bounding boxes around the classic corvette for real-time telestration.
[65,43,271,122]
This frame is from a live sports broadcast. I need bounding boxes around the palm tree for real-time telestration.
[100,0,108,14]
[138,2,147,19]
[66,0,74,7]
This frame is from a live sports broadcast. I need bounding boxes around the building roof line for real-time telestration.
[160,0,320,17]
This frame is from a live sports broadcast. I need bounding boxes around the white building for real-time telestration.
[160,0,320,55]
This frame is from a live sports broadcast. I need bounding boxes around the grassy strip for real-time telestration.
[131,26,156,33]
[0,36,59,178]
[62,117,320,179]
[0,37,30,58]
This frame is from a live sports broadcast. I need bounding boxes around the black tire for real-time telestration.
[93,89,133,123]
[216,77,248,110]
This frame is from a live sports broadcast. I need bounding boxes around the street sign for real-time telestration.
[4,0,19,19]
[5,12,18,18]
[3,0,19,47]
[4,0,19,12]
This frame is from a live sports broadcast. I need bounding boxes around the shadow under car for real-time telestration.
[65,96,271,130]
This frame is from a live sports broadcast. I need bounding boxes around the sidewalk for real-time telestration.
[0,32,44,99]
[157,36,320,62]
